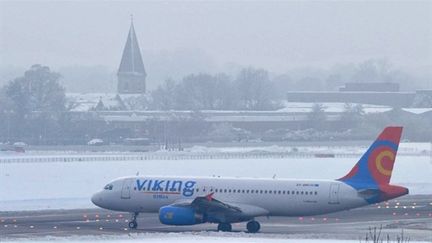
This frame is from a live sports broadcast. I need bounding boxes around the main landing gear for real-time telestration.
[246,220,260,233]
[128,212,139,229]
[217,222,232,232]
[217,220,261,233]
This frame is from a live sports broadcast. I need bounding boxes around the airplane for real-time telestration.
[91,126,408,233]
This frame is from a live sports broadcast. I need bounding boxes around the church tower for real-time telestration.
[117,17,146,94]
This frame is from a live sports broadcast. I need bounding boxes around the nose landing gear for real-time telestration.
[128,212,139,229]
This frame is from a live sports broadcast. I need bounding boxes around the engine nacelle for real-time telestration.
[159,205,204,225]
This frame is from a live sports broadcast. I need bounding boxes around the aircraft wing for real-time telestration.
[171,193,269,223]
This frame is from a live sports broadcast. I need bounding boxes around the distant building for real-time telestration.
[67,93,127,111]
[339,82,399,92]
[285,82,430,107]
[286,91,415,107]
[117,19,147,94]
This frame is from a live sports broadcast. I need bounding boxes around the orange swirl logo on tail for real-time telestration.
[375,150,395,176]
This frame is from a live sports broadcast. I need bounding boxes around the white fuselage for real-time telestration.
[92,176,368,217]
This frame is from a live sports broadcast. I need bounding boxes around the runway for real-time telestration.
[1,195,431,241]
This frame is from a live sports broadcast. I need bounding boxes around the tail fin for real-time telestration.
[339,127,403,188]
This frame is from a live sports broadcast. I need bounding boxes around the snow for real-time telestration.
[184,142,431,154]
[2,233,429,243]
[3,233,431,243]
[277,102,393,114]
[1,142,430,158]
[0,153,431,211]
[402,108,432,115]
[66,93,124,112]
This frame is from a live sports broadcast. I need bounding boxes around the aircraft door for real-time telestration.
[329,183,340,204]
[121,178,133,199]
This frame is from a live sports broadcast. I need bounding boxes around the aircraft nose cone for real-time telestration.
[91,193,102,207]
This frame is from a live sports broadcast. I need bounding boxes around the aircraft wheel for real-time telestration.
[246,220,260,233]
[128,220,138,229]
[217,222,232,232]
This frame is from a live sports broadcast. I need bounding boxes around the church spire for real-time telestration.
[117,16,146,94]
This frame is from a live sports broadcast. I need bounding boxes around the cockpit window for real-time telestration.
[104,184,113,190]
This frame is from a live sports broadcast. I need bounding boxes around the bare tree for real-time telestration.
[235,67,275,110]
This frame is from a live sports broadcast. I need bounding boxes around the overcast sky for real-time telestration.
[1,1,431,74]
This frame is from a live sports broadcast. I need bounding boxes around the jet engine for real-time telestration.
[159,205,205,225]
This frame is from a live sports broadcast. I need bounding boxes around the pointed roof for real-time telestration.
[118,20,146,76]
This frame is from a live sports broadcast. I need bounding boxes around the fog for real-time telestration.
[1,3,432,241]
[1,1,432,144]
[1,1,431,90]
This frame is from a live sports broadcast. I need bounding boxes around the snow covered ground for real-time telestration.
[1,142,431,157]
[184,142,431,154]
[0,154,431,211]
[1,232,429,243]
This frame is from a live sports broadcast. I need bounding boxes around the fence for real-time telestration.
[0,151,429,164]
